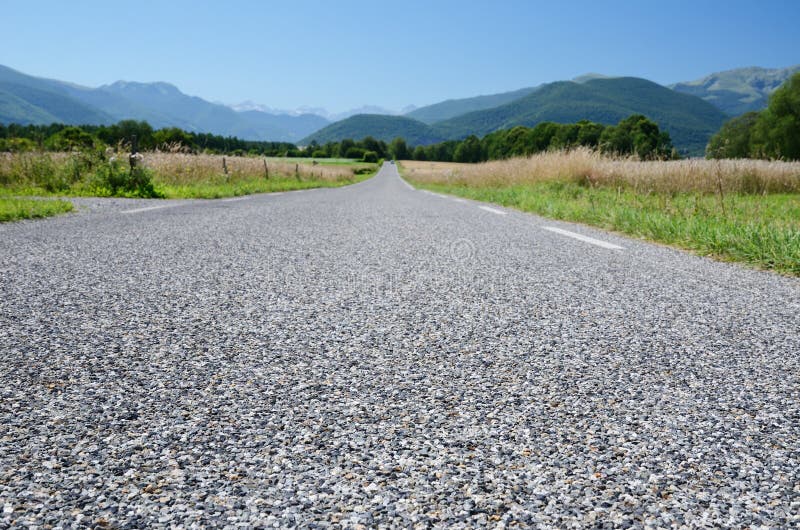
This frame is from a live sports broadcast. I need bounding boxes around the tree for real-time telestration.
[453,135,483,163]
[751,72,800,160]
[600,115,673,159]
[389,137,409,160]
[338,138,356,158]
[706,112,759,159]
[44,127,99,151]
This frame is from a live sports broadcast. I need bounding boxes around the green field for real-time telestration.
[0,197,73,222]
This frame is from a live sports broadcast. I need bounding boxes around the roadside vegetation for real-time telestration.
[0,197,73,222]
[0,120,379,205]
[401,152,800,275]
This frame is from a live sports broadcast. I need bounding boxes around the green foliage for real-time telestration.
[389,137,409,160]
[0,137,37,152]
[706,112,759,159]
[707,72,800,161]
[95,157,161,198]
[44,126,99,152]
[362,151,379,163]
[0,197,73,222]
[751,72,800,160]
[345,147,366,159]
[411,116,673,163]
[0,120,297,156]
[452,135,483,163]
[599,115,674,159]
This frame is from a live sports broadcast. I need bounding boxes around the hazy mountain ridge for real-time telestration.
[0,65,329,141]
[671,65,800,116]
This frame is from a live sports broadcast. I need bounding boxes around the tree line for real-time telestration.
[0,120,297,156]
[392,114,676,162]
[306,115,676,163]
[707,72,800,160]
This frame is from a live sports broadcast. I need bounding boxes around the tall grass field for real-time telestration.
[401,149,800,275]
[0,152,375,200]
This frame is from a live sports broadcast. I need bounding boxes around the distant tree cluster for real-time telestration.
[304,136,395,161]
[407,115,675,162]
[0,120,296,156]
[707,72,800,160]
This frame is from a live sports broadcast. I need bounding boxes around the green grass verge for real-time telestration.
[409,180,800,275]
[0,197,74,222]
[1,172,375,200]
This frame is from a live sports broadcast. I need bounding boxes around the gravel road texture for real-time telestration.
[1,163,798,528]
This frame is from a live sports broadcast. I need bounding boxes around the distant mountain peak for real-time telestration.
[671,64,800,115]
[102,80,182,96]
[572,73,613,83]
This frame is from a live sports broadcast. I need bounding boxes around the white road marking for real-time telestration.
[543,226,624,250]
[121,204,182,214]
[452,198,467,203]
[478,206,507,215]
[220,196,248,202]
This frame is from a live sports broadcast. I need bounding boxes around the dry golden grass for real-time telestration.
[401,148,800,194]
[142,152,356,185]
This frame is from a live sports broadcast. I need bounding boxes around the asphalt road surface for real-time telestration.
[1,163,798,528]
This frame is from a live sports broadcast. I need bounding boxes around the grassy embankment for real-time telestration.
[400,150,800,275]
[0,152,376,220]
[0,197,74,222]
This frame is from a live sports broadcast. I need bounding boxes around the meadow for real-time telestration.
[401,149,800,275]
[0,152,376,220]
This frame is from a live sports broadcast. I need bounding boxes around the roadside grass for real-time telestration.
[0,152,376,199]
[157,176,366,199]
[400,153,800,275]
[0,197,73,222]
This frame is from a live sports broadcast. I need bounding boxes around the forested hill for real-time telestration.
[430,77,728,156]
[301,114,445,146]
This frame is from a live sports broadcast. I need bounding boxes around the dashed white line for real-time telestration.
[121,204,182,214]
[452,198,467,203]
[220,196,248,202]
[543,226,624,250]
[478,206,507,216]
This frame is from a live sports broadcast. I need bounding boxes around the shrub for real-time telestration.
[362,151,378,163]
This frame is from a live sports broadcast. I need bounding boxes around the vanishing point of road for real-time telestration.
[1,163,798,527]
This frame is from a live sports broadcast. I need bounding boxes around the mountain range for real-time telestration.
[304,77,729,155]
[1,63,797,155]
[0,65,328,142]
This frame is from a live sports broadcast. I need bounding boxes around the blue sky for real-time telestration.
[2,0,798,113]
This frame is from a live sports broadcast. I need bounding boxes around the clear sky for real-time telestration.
[2,0,798,113]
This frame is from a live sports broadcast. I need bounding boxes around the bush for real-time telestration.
[94,156,161,198]
[345,147,366,159]
[362,151,378,163]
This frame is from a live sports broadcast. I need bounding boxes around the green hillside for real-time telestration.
[406,86,539,124]
[671,65,800,116]
[0,82,113,125]
[431,77,728,156]
[302,114,445,145]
